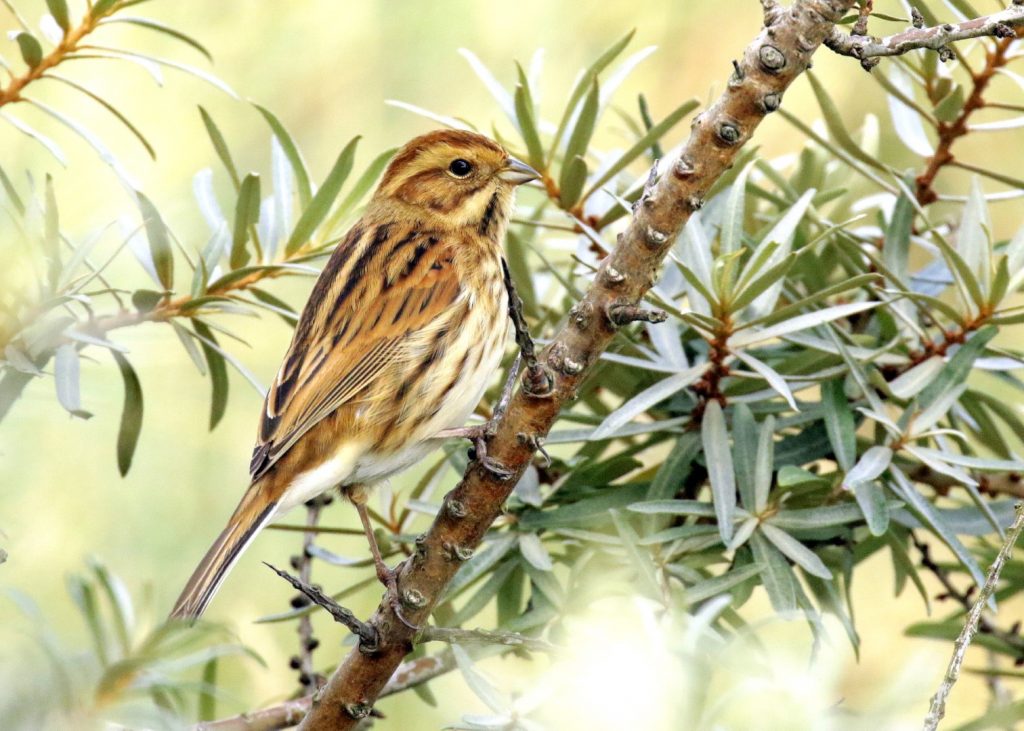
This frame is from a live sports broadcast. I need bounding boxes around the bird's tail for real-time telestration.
[169,486,278,622]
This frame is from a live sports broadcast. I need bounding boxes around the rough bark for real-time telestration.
[298,1,858,728]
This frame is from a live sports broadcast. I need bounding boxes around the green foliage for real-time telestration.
[2,560,254,729]
[4,1,1024,727]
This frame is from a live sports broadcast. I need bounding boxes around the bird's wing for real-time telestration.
[250,221,462,481]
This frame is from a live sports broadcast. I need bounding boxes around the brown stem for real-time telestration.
[824,4,1023,66]
[194,653,456,731]
[914,32,1019,206]
[911,463,1024,501]
[297,2,857,728]
[0,2,121,108]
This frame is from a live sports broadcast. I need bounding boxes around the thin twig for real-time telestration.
[418,626,560,654]
[923,503,1024,730]
[264,562,378,651]
[913,535,1024,657]
[195,651,457,731]
[826,4,1023,61]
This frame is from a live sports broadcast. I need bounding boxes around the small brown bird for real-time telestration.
[170,129,539,621]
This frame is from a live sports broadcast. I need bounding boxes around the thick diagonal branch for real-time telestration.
[825,3,1023,60]
[298,2,857,728]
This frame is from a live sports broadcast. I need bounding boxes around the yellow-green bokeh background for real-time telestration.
[2,1,1023,728]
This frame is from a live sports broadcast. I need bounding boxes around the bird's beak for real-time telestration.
[498,156,541,185]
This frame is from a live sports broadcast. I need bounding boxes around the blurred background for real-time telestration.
[1,1,1022,728]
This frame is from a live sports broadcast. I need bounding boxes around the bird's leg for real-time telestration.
[351,494,418,630]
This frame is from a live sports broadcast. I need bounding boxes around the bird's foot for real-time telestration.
[374,561,419,631]
[435,423,514,479]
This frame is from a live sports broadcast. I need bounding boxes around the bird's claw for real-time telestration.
[375,563,419,631]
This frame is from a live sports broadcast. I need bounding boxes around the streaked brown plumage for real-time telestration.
[170,130,539,621]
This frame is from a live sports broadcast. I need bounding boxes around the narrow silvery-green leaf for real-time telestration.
[458,48,516,125]
[452,645,506,714]
[701,400,736,543]
[854,481,890,536]
[916,326,996,409]
[627,500,716,517]
[518,533,552,572]
[989,256,1010,309]
[922,450,1024,473]
[733,350,798,411]
[733,252,797,317]
[449,560,517,625]
[198,107,240,189]
[15,33,43,68]
[958,176,992,292]
[727,517,759,551]
[45,0,69,31]
[590,365,706,440]
[883,193,913,282]
[676,259,718,312]
[729,301,878,348]
[89,560,133,653]
[231,173,260,269]
[843,446,892,488]
[322,147,396,237]
[584,97,699,199]
[559,79,599,197]
[682,563,764,606]
[936,236,985,313]
[27,98,136,186]
[559,155,588,209]
[821,378,856,471]
[741,273,880,332]
[47,75,156,159]
[192,321,228,430]
[886,64,935,157]
[760,523,832,579]
[198,657,218,721]
[731,404,758,510]
[171,321,206,375]
[808,71,888,171]
[514,82,544,171]
[933,84,964,123]
[888,356,944,399]
[904,445,976,487]
[91,0,118,16]
[285,136,360,255]
[0,165,24,215]
[750,531,796,612]
[719,161,754,255]
[54,343,84,416]
[645,433,700,532]
[611,510,663,600]
[253,104,312,206]
[771,501,890,530]
[136,192,174,289]
[43,175,61,290]
[548,29,634,163]
[753,415,775,513]
[889,469,985,588]
[112,351,143,477]
[103,17,212,62]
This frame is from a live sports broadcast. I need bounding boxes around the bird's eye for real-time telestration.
[448,159,473,178]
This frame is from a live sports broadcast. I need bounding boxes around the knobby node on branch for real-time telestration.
[294,1,860,728]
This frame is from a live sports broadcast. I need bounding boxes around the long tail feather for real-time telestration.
[169,490,278,622]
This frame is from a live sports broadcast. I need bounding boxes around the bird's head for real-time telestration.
[374,129,539,230]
